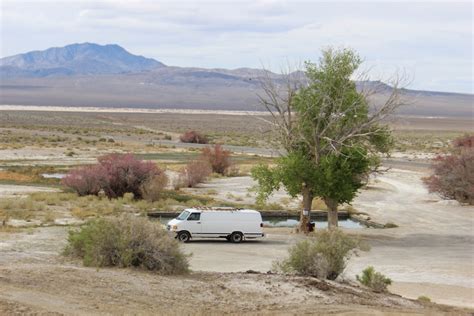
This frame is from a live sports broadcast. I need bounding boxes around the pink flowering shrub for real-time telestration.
[63,154,165,199]
[423,135,474,205]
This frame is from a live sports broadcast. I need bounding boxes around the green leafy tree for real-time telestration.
[253,48,403,231]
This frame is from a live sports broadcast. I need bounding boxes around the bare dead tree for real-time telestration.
[253,63,305,152]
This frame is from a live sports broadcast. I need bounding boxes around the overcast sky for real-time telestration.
[1,0,472,93]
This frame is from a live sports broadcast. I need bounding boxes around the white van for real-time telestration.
[166,208,265,243]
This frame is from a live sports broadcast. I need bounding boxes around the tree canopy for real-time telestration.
[252,48,402,231]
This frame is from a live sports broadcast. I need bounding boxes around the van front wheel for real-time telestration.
[177,231,191,243]
[230,232,243,243]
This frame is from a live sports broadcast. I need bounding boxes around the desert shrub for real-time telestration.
[177,160,212,188]
[356,266,392,292]
[179,131,208,144]
[274,229,365,280]
[384,222,398,228]
[201,144,232,175]
[452,134,474,148]
[64,215,189,274]
[63,154,165,199]
[98,154,162,199]
[62,165,106,196]
[140,172,169,202]
[423,135,474,204]
[417,296,431,303]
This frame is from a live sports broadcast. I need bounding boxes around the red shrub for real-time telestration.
[201,144,232,175]
[453,135,474,149]
[177,160,212,188]
[179,131,208,144]
[423,136,474,205]
[98,154,161,199]
[63,153,164,199]
[62,165,107,196]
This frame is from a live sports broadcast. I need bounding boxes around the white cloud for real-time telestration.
[0,0,472,93]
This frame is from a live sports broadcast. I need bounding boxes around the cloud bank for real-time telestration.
[1,0,472,93]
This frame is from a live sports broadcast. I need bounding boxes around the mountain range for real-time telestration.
[1,43,472,117]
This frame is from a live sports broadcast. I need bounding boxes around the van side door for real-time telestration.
[184,212,202,235]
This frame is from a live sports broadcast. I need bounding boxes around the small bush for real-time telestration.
[274,229,365,280]
[384,222,398,228]
[356,266,392,292]
[452,134,474,148]
[177,160,212,188]
[423,135,474,205]
[201,144,232,175]
[179,131,208,144]
[140,173,169,202]
[62,165,106,196]
[417,296,431,303]
[64,215,189,274]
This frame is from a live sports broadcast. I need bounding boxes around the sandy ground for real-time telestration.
[180,168,474,308]
[0,226,470,316]
[0,155,473,312]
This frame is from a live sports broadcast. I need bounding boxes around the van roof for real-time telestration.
[184,207,259,214]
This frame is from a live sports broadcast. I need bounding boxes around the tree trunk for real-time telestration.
[299,186,313,233]
[325,198,339,230]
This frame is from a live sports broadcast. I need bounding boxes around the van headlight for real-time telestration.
[171,225,178,231]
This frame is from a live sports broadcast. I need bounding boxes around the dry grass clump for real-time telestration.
[64,215,189,274]
[0,197,46,220]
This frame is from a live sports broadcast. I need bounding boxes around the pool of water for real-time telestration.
[41,173,66,179]
[152,216,364,229]
[263,217,364,229]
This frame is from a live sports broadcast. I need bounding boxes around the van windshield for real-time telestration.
[176,211,190,220]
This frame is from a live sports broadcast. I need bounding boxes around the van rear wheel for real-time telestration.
[230,232,243,243]
[177,231,191,243]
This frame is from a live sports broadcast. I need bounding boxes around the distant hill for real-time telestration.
[0,43,472,117]
[0,43,164,76]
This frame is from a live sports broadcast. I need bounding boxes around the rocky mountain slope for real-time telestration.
[0,43,472,117]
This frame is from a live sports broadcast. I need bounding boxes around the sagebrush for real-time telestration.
[64,215,189,274]
[273,229,366,280]
[356,266,392,292]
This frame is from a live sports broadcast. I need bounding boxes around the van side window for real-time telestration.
[187,213,201,221]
